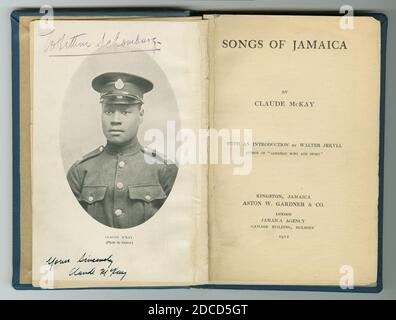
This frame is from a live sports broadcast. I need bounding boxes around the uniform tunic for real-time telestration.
[67,142,178,228]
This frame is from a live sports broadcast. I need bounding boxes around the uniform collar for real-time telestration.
[104,139,142,156]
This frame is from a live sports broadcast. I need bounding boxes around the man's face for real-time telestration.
[101,103,143,146]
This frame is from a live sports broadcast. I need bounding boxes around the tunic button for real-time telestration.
[116,182,124,189]
[99,146,104,152]
[145,194,151,201]
[118,161,125,168]
[114,209,123,216]
[88,196,94,202]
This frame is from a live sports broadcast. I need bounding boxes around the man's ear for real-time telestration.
[139,108,144,124]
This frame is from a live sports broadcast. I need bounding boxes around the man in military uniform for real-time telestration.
[67,72,178,229]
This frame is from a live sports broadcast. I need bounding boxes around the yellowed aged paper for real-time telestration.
[18,16,35,284]
[208,15,380,286]
[19,15,205,286]
[30,19,208,287]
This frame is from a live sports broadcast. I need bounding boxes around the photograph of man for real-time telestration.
[67,72,178,229]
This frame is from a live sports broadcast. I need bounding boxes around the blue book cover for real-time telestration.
[11,9,386,292]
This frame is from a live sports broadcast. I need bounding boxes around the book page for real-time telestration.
[30,19,208,288]
[17,15,203,286]
[208,15,380,286]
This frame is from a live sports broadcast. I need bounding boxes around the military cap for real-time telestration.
[92,72,153,105]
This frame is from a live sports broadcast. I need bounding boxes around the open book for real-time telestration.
[12,10,386,291]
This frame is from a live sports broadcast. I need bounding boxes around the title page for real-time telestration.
[208,15,380,286]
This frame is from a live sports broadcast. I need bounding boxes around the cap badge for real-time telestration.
[115,79,124,90]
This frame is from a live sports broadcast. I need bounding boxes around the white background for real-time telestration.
[1,0,395,299]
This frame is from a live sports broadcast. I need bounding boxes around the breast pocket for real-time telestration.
[78,186,107,217]
[128,184,167,221]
